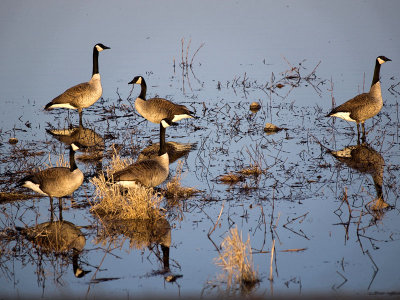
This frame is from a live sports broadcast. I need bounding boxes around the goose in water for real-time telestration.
[45,43,110,125]
[326,56,391,143]
[18,143,84,213]
[129,76,195,129]
[112,126,169,188]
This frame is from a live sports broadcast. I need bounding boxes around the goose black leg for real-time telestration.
[356,123,361,145]
[49,196,54,222]
[79,109,83,126]
[361,122,366,144]
[58,197,63,221]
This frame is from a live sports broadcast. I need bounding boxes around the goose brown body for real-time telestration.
[112,156,169,188]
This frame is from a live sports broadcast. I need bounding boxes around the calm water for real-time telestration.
[1,0,400,298]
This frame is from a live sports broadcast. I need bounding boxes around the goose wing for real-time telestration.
[148,98,194,117]
[112,160,167,187]
[45,82,91,109]
[327,93,370,115]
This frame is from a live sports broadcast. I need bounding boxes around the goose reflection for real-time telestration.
[46,124,104,175]
[137,140,196,164]
[96,217,171,272]
[46,125,104,159]
[328,143,389,212]
[19,217,90,278]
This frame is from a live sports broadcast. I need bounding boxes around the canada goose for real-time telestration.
[18,143,84,213]
[19,220,90,278]
[329,143,389,211]
[129,76,195,128]
[326,56,391,142]
[137,141,196,164]
[45,43,110,125]
[112,126,169,188]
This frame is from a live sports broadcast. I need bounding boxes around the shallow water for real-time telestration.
[1,0,400,298]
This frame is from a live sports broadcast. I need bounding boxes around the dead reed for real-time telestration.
[215,227,259,291]
[165,160,200,199]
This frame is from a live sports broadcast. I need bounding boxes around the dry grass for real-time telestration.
[218,173,244,184]
[215,227,259,291]
[237,165,263,177]
[42,152,70,170]
[218,165,262,186]
[165,161,200,199]
[90,148,163,221]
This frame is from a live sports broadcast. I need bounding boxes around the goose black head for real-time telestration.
[128,76,144,85]
[95,43,111,52]
[377,56,391,64]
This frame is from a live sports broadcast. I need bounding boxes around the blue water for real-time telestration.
[1,0,400,298]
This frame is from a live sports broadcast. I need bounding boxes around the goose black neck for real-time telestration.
[92,46,99,76]
[371,59,381,86]
[159,124,167,156]
[374,180,383,200]
[139,79,147,100]
[69,146,78,171]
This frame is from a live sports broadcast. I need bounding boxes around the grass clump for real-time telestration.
[237,164,263,177]
[215,227,259,292]
[90,148,163,221]
[165,161,200,199]
[218,173,244,184]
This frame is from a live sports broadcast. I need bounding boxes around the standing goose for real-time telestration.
[326,56,391,143]
[112,126,169,188]
[129,76,195,129]
[45,43,110,125]
[18,143,84,213]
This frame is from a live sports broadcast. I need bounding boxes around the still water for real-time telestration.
[1,0,400,298]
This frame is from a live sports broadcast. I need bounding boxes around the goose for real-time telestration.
[18,143,84,213]
[112,126,169,188]
[129,76,195,129]
[326,56,391,142]
[45,43,110,125]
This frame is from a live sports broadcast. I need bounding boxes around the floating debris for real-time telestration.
[249,102,261,112]
[8,137,18,145]
[263,123,284,135]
